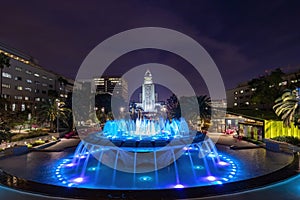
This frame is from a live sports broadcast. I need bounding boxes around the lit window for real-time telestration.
[234,102,238,106]
[35,97,40,101]
[245,102,250,105]
[21,104,25,111]
[34,73,40,77]
[2,72,12,78]
[15,66,22,71]
[1,83,10,88]
[16,86,23,91]
[42,75,47,79]
[234,91,238,95]
[26,79,32,83]
[24,96,30,101]
[234,97,238,100]
[42,83,48,87]
[25,87,32,92]
[12,103,16,111]
[26,70,32,74]
[49,78,53,81]
[14,96,22,100]
[251,88,256,91]
[240,90,244,94]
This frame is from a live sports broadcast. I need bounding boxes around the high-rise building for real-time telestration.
[0,42,73,112]
[136,70,163,113]
[93,77,128,100]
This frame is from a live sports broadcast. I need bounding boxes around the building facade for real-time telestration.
[227,70,300,109]
[0,42,73,113]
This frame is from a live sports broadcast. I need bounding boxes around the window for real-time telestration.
[42,90,47,94]
[234,91,238,95]
[25,70,32,74]
[35,97,40,102]
[1,94,10,99]
[35,89,39,93]
[240,90,244,94]
[24,96,30,101]
[49,84,53,88]
[21,104,25,111]
[34,73,40,77]
[234,97,238,100]
[26,79,32,83]
[234,102,238,106]
[35,81,40,84]
[2,72,12,78]
[251,88,256,91]
[15,86,23,91]
[42,83,48,87]
[1,83,10,88]
[42,75,47,79]
[15,76,22,81]
[14,96,22,100]
[245,102,250,105]
[15,66,22,71]
[24,87,32,92]
[12,103,16,111]
[49,78,53,81]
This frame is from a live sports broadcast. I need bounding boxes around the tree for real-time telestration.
[166,94,181,120]
[37,99,71,132]
[0,52,11,96]
[273,89,299,127]
[249,68,285,110]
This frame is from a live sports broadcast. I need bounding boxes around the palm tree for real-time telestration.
[37,98,71,132]
[0,52,11,96]
[273,89,299,127]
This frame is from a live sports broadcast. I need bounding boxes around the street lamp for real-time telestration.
[56,99,60,134]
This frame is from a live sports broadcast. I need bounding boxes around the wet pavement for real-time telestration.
[0,133,299,200]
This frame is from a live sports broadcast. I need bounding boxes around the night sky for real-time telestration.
[0,0,300,94]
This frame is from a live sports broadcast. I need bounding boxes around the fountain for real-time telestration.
[54,117,238,189]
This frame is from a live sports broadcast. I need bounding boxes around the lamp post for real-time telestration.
[56,99,60,135]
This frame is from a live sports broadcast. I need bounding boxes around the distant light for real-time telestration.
[174,184,184,188]
[223,178,229,181]
[183,146,188,151]
[207,176,216,181]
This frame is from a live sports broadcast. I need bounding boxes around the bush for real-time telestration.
[271,136,300,146]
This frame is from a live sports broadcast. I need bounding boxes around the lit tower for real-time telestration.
[142,70,156,112]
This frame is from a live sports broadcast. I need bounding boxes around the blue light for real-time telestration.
[223,178,229,181]
[68,183,74,187]
[194,165,204,170]
[138,176,152,182]
[88,167,97,171]
[213,181,223,185]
